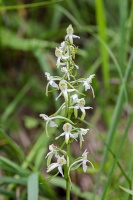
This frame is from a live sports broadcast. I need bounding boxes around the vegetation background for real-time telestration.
[0,0,133,199]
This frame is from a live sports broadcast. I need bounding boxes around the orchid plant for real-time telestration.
[40,24,95,200]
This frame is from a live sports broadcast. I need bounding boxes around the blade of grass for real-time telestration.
[0,188,15,198]
[93,50,133,199]
[0,156,30,176]
[1,79,33,123]
[0,176,27,185]
[0,128,24,157]
[126,0,133,44]
[21,129,48,169]
[92,33,128,103]
[119,186,133,196]
[0,0,63,11]
[65,0,84,25]
[28,173,38,200]
[119,0,128,75]
[95,0,109,94]
[1,28,57,51]
[101,113,133,199]
[55,5,81,27]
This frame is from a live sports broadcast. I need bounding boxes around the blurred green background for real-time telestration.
[0,0,133,199]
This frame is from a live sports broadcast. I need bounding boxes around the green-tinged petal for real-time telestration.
[65,132,69,144]
[47,163,59,173]
[47,153,53,167]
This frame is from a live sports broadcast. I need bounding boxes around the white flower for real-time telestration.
[46,144,58,159]
[55,47,69,68]
[65,25,80,44]
[69,149,94,174]
[81,149,93,172]
[78,128,89,148]
[79,74,95,97]
[70,98,92,119]
[56,80,75,102]
[70,94,78,105]
[45,72,60,88]
[46,144,58,166]
[47,155,66,177]
[39,114,58,136]
[61,67,70,80]
[39,114,58,128]
[59,41,67,53]
[45,72,61,95]
[55,123,78,144]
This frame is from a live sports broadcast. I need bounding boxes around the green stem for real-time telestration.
[66,143,70,200]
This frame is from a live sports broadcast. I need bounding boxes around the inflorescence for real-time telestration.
[40,24,95,180]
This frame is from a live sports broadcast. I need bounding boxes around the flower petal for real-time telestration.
[58,166,64,177]
[47,163,59,172]
[49,120,58,127]
[65,132,70,144]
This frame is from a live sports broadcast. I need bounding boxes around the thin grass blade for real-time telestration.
[28,172,38,200]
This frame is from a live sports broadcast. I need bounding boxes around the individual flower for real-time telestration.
[69,149,94,174]
[59,41,67,53]
[55,123,78,144]
[55,47,69,68]
[39,114,58,135]
[47,155,66,177]
[39,114,58,128]
[81,149,94,172]
[45,72,60,89]
[45,72,61,95]
[46,144,59,166]
[78,128,89,148]
[69,98,92,120]
[65,24,80,44]
[70,94,78,105]
[61,67,70,80]
[79,74,95,97]
[56,80,75,102]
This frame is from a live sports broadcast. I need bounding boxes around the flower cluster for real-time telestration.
[40,25,95,179]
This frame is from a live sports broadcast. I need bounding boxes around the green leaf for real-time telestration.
[0,0,63,11]
[0,128,24,156]
[0,156,29,176]
[95,0,109,93]
[40,172,59,184]
[0,176,27,185]
[1,79,33,123]
[28,172,38,200]
[0,187,15,198]
[120,186,133,195]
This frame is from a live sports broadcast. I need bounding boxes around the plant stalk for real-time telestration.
[66,143,70,200]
